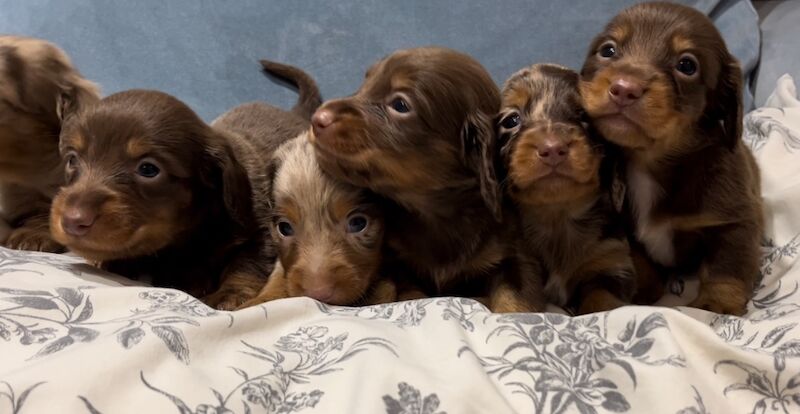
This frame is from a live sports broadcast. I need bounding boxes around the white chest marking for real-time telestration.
[627,163,676,266]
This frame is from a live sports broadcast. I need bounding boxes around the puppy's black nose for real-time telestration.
[61,208,97,237]
[609,78,644,107]
[537,138,569,166]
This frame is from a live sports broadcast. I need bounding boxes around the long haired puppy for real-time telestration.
[579,2,763,315]
[310,47,543,312]
[499,64,634,315]
[239,132,395,308]
[51,61,319,309]
[0,36,99,252]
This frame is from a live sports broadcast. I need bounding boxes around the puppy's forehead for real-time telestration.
[273,134,364,223]
[610,3,719,54]
[502,65,580,121]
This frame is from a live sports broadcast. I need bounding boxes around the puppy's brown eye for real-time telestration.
[598,42,617,59]
[66,153,78,170]
[676,55,699,77]
[346,214,368,233]
[500,113,521,129]
[389,97,410,114]
[277,220,294,237]
[136,162,160,178]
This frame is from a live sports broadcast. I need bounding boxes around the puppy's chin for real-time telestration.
[286,265,375,306]
[512,176,599,206]
[592,115,653,149]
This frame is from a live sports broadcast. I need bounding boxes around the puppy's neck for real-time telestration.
[520,194,599,225]
[391,178,487,224]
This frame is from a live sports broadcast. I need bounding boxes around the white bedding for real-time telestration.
[1,75,800,414]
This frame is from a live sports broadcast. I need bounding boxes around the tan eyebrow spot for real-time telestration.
[502,84,530,112]
[126,137,150,159]
[66,133,85,151]
[671,34,695,53]
[608,23,631,43]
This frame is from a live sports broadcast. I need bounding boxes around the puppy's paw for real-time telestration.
[5,226,64,253]
[203,290,252,311]
[689,278,749,316]
[577,289,627,315]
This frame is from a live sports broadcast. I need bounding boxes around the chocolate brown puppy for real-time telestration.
[579,2,763,315]
[0,36,99,252]
[239,131,395,308]
[499,64,634,315]
[310,47,543,312]
[51,62,319,309]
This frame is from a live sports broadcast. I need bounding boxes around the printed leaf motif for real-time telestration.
[775,339,800,357]
[618,319,635,342]
[4,296,58,310]
[15,381,45,414]
[56,287,84,307]
[118,328,146,349]
[787,372,800,389]
[0,288,51,296]
[761,324,796,348]
[32,336,75,358]
[627,339,654,357]
[68,327,99,343]
[151,325,190,364]
[636,313,667,338]
[602,391,630,412]
[150,317,200,326]
[73,297,94,322]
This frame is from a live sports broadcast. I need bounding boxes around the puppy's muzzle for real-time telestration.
[537,137,569,167]
[58,190,109,238]
[608,77,645,107]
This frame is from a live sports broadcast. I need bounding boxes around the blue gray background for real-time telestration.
[0,0,763,121]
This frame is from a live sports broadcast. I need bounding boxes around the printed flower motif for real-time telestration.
[139,291,180,305]
[712,316,745,342]
[383,382,445,414]
[276,326,328,353]
[530,325,555,345]
[242,380,281,409]
[19,327,57,345]
[0,322,10,341]
[284,390,323,411]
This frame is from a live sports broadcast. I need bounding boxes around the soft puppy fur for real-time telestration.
[0,35,99,252]
[310,46,543,312]
[499,64,634,315]
[51,61,318,309]
[239,132,395,308]
[579,2,763,315]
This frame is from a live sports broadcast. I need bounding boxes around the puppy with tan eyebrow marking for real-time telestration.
[51,61,320,309]
[499,64,634,315]
[0,36,99,252]
[238,132,396,308]
[310,46,544,313]
[580,2,763,315]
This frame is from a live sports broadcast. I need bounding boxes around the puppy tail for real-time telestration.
[259,59,322,119]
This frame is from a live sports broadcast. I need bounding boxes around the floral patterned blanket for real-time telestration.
[2,75,800,414]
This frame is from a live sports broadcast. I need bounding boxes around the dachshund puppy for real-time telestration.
[51,62,319,309]
[580,2,763,315]
[239,132,396,308]
[0,36,99,252]
[498,64,634,315]
[310,47,544,312]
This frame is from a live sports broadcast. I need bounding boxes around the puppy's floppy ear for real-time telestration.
[206,135,254,228]
[56,76,100,122]
[461,110,502,221]
[707,57,743,149]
